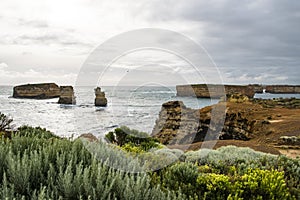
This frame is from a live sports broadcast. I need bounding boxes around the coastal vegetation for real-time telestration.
[105,126,161,152]
[0,112,299,199]
[0,112,14,139]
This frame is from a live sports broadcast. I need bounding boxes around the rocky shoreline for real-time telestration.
[12,83,107,106]
[10,83,300,157]
[152,94,300,157]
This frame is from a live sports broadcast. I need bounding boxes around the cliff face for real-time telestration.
[58,86,76,104]
[176,84,300,98]
[13,83,60,99]
[248,84,264,93]
[152,97,300,157]
[176,84,256,98]
[265,85,300,94]
[151,101,200,144]
[152,98,272,145]
[94,87,107,106]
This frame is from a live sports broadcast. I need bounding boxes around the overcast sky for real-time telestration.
[0,0,299,86]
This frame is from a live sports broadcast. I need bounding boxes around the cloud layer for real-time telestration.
[0,0,299,85]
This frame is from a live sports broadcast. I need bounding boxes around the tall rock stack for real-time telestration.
[58,86,76,104]
[94,87,107,106]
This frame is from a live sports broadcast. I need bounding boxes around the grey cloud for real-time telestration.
[220,65,298,85]
[18,34,59,42]
[12,33,93,48]
[141,0,300,84]
[21,52,33,56]
[18,19,49,28]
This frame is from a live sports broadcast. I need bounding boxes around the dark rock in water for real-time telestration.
[13,83,60,99]
[95,98,107,106]
[94,87,107,107]
[58,86,76,104]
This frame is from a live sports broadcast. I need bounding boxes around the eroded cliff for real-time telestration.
[13,83,60,99]
[152,95,300,153]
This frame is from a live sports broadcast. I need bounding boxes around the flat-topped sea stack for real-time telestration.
[176,84,257,98]
[248,84,264,93]
[13,83,60,99]
[265,85,300,94]
[94,87,107,107]
[176,84,300,98]
[58,86,76,104]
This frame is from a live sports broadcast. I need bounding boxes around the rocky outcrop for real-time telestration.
[152,98,271,145]
[78,133,99,142]
[176,84,256,98]
[94,87,107,106]
[58,86,76,104]
[265,85,300,94]
[252,97,300,109]
[278,136,300,146]
[248,84,264,93]
[13,83,60,99]
[152,101,200,144]
[225,93,250,103]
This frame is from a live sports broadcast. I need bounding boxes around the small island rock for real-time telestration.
[94,87,107,107]
[58,86,76,104]
[13,83,60,99]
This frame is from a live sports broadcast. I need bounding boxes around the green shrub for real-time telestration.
[121,142,144,153]
[105,126,160,152]
[162,162,199,198]
[184,146,300,197]
[0,127,182,200]
[16,125,60,139]
[0,131,9,139]
[235,169,292,200]
[139,148,184,172]
[196,173,232,199]
[1,125,299,199]
[0,112,13,132]
[0,112,13,139]
[185,146,276,169]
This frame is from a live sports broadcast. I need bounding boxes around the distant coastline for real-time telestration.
[176,84,300,98]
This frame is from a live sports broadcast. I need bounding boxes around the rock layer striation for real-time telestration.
[176,84,257,98]
[152,97,274,145]
[58,86,76,104]
[13,83,60,99]
[94,87,107,107]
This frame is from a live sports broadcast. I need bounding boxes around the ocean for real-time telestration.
[1,85,299,138]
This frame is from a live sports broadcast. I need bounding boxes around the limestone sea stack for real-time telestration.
[13,83,60,99]
[94,87,107,106]
[58,86,76,104]
[265,85,300,94]
[176,84,256,98]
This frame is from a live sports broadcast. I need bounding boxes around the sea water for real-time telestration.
[0,86,218,138]
[1,85,299,138]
